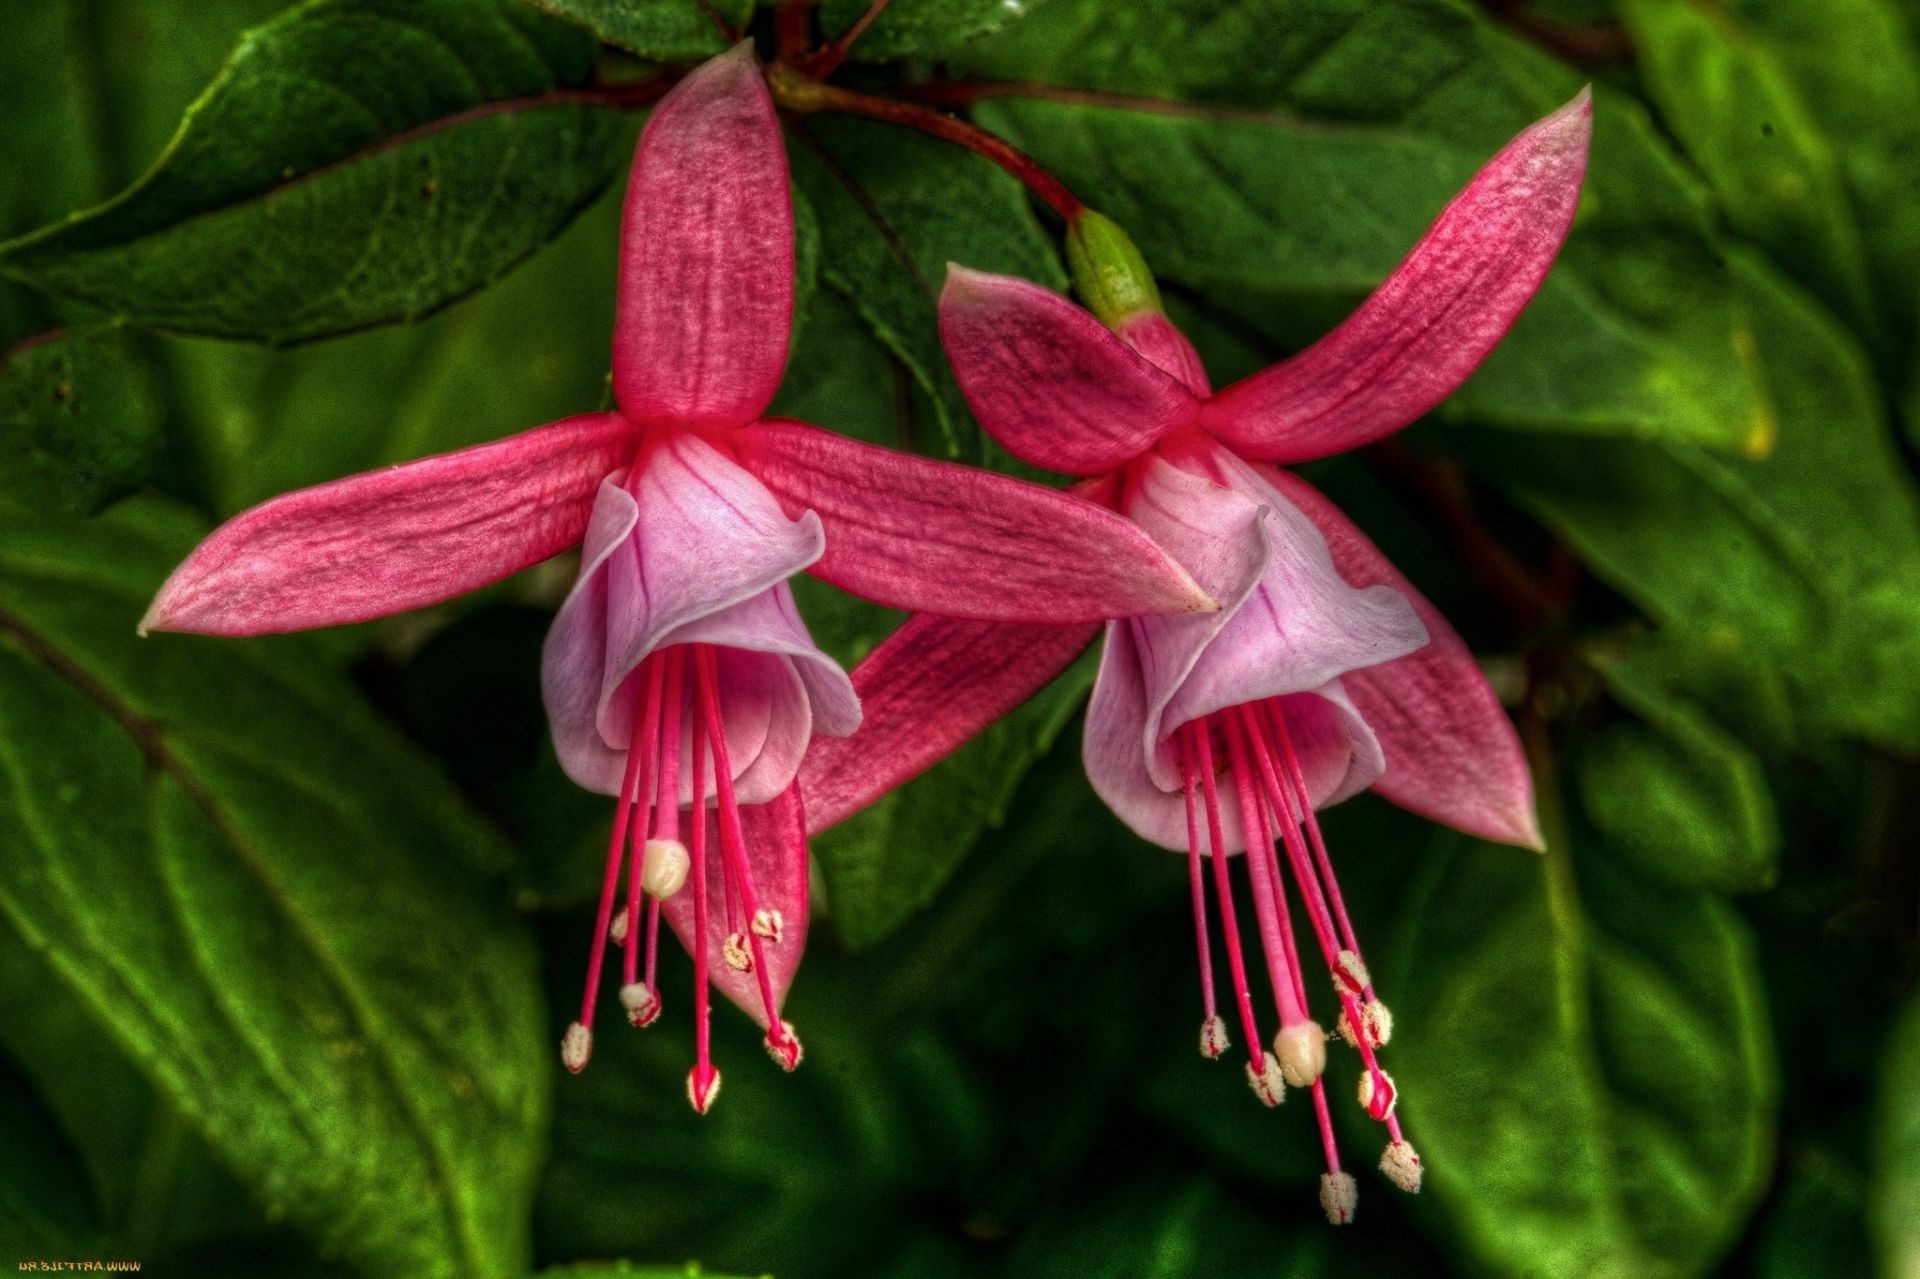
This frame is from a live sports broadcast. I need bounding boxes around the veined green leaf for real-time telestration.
[821,0,1056,60]
[0,0,626,343]
[528,0,753,60]
[0,499,546,1279]
[1,327,164,516]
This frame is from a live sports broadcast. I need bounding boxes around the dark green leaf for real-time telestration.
[821,0,1056,61]
[0,499,546,1279]
[0,0,625,343]
[0,327,164,515]
[1620,0,1878,338]
[790,117,1063,460]
[1459,257,1920,752]
[528,0,753,60]
[1752,1151,1874,1279]
[1574,659,1780,894]
[958,0,1774,452]
[1388,820,1776,1277]
[1875,996,1920,1279]
[540,1265,766,1279]
[813,649,1095,949]
[0,1054,103,1258]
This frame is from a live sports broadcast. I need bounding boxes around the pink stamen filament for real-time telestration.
[1183,723,1268,1070]
[1264,699,1375,998]
[688,668,714,1088]
[622,658,666,989]
[694,646,791,1045]
[1181,759,1220,1027]
[578,671,656,1031]
[1223,714,1310,1031]
[646,650,687,995]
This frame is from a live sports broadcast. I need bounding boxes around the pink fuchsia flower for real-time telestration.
[141,45,1213,1112]
[803,91,1591,1211]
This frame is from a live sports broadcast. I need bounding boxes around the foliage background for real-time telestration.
[1,0,1917,1275]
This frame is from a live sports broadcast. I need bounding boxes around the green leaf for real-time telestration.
[1459,256,1920,752]
[821,0,1056,61]
[0,0,625,343]
[957,0,1774,452]
[527,0,753,60]
[0,500,547,1279]
[813,648,1096,949]
[0,327,164,515]
[1876,996,1920,1279]
[1620,0,1878,339]
[1574,661,1780,894]
[1388,821,1777,1277]
[789,117,1064,461]
[539,1265,766,1279]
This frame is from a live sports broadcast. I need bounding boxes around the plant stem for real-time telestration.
[807,0,893,78]
[769,67,1085,220]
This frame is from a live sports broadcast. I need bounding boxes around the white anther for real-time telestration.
[1198,1014,1230,1059]
[608,908,630,944]
[765,1020,804,1071]
[1357,1067,1398,1121]
[723,932,753,972]
[751,908,784,942]
[1380,1140,1423,1194]
[1245,1055,1286,1107]
[1336,999,1394,1050]
[1335,949,1371,995]
[1273,1020,1328,1087]
[1320,1171,1358,1225]
[642,839,690,899]
[619,982,659,1028]
[560,1022,592,1074]
[687,1065,722,1114]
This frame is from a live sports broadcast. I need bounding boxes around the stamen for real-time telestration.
[1357,1067,1398,1121]
[619,981,660,1028]
[1381,1139,1423,1193]
[687,663,715,1108]
[1246,1055,1286,1107]
[608,909,629,945]
[723,932,753,972]
[1184,724,1268,1074]
[560,1021,592,1074]
[1198,1014,1230,1059]
[621,658,666,991]
[751,908,784,942]
[1336,999,1394,1050]
[765,1020,804,1071]
[1224,711,1314,1044]
[1320,1171,1358,1225]
[687,1063,722,1114]
[646,650,687,996]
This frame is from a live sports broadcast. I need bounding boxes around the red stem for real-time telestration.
[808,0,893,79]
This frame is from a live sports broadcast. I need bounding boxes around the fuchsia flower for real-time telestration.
[802,91,1591,1214]
[141,45,1214,1112]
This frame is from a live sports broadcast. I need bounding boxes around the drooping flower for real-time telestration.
[141,44,1214,1111]
[801,92,1591,1209]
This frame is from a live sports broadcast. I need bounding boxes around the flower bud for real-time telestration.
[1066,210,1163,327]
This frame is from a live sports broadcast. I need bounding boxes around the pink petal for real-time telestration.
[1262,467,1540,848]
[612,44,791,429]
[1115,310,1212,395]
[1124,445,1427,792]
[142,412,635,636]
[1201,91,1592,462]
[543,434,854,799]
[741,419,1216,622]
[799,613,1098,833]
[938,266,1199,475]
[1084,623,1382,853]
[661,782,809,1029]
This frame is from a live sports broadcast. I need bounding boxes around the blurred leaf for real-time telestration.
[0,500,546,1279]
[1460,258,1920,752]
[0,0,624,343]
[1388,819,1777,1278]
[1620,0,1878,339]
[0,1054,103,1257]
[958,0,1774,453]
[1876,996,1920,1279]
[540,1265,765,1279]
[814,648,1095,949]
[822,0,1056,60]
[1001,1173,1324,1277]
[789,118,1063,460]
[0,327,164,515]
[1575,661,1780,894]
[1753,1151,1874,1279]
[527,0,753,59]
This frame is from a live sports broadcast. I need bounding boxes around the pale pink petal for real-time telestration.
[1201,91,1592,462]
[1085,627,1383,854]
[1115,310,1212,395]
[543,434,853,799]
[142,412,635,637]
[741,419,1215,622]
[799,613,1098,833]
[612,44,791,428]
[938,266,1199,475]
[662,782,809,1028]
[1262,467,1540,847]
[1124,446,1426,792]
